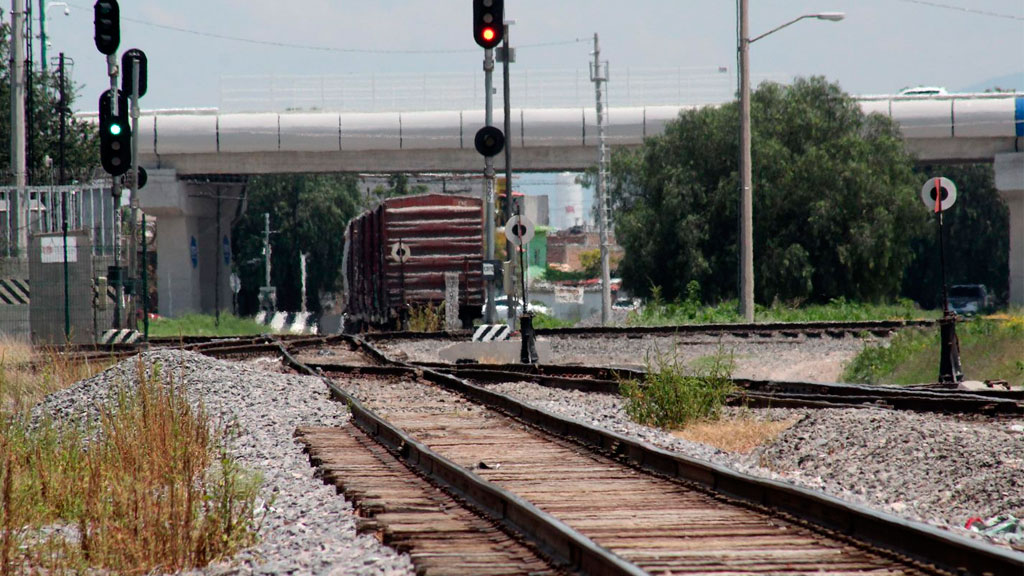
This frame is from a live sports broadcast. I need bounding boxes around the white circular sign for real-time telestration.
[504,215,535,247]
[390,241,411,263]
[920,177,957,212]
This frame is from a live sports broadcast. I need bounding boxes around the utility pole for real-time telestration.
[591,33,611,326]
[262,212,274,315]
[264,212,272,288]
[128,55,141,328]
[59,52,69,340]
[501,20,515,323]
[38,0,46,70]
[259,212,277,315]
[24,0,33,185]
[737,0,754,322]
[483,46,497,324]
[300,253,308,314]
[109,55,122,329]
[11,0,27,254]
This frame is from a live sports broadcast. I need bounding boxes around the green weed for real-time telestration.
[620,348,736,429]
[408,302,445,332]
[146,314,268,338]
[844,315,1024,386]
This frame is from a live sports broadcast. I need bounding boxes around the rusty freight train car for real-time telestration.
[342,194,484,330]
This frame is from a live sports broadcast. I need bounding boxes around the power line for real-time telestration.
[113,13,587,55]
[893,0,1024,21]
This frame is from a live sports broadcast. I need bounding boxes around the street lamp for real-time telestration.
[39,1,70,72]
[737,4,844,322]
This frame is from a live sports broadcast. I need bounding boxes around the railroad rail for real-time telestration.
[279,337,1023,576]
[417,361,1024,416]
[361,319,936,342]
[296,423,567,576]
[57,328,1022,416]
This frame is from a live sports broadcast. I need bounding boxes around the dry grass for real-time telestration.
[1,355,264,575]
[0,337,110,414]
[672,415,801,453]
[408,302,445,332]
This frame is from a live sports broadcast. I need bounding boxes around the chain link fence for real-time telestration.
[218,67,775,113]
[0,184,122,343]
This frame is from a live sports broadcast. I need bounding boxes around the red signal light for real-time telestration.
[473,0,504,48]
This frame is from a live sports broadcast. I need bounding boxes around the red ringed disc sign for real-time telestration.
[920,177,957,213]
[504,215,535,246]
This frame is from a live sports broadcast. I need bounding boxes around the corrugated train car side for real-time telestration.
[343,194,484,329]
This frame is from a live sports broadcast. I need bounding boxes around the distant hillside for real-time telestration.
[959,71,1024,93]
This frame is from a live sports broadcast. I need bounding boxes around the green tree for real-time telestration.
[232,174,362,315]
[367,173,428,207]
[902,164,1009,307]
[0,11,98,184]
[610,77,923,305]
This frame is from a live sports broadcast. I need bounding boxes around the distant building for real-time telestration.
[546,225,624,272]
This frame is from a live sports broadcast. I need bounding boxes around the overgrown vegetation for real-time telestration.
[146,314,268,338]
[0,359,263,575]
[620,350,736,428]
[843,314,1024,386]
[627,282,936,326]
[0,339,109,413]
[530,312,576,330]
[408,302,445,332]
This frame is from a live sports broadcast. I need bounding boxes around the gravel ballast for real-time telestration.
[33,350,416,576]
[30,345,1024,575]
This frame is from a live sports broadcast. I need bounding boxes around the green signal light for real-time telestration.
[109,123,123,136]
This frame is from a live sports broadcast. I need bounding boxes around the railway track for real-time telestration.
[283,341,1022,576]
[421,361,1024,417]
[363,319,935,343]
[296,423,567,576]
[69,332,1017,574]
[59,328,1023,416]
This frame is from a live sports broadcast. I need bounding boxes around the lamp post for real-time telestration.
[39,1,70,72]
[737,3,844,322]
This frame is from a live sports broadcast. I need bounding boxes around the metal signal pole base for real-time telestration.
[398,306,410,332]
[938,314,963,385]
[519,313,539,364]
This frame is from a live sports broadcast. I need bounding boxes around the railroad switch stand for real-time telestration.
[519,313,538,364]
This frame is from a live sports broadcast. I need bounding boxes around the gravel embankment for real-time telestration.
[30,346,1024,576]
[33,350,416,576]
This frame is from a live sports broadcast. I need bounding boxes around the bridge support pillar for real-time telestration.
[996,152,1024,308]
[137,169,242,318]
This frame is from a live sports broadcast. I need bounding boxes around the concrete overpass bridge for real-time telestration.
[126,93,1022,316]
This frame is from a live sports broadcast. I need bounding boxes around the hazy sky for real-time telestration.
[35,0,1024,112]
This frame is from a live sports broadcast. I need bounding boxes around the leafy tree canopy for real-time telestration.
[902,163,1009,307]
[610,76,924,306]
[0,11,98,184]
[232,174,363,316]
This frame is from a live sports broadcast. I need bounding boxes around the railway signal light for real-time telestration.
[474,126,505,157]
[473,0,504,49]
[121,49,149,97]
[93,0,120,55]
[99,89,132,175]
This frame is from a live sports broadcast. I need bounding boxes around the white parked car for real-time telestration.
[482,296,551,318]
[612,297,641,311]
[898,86,948,96]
